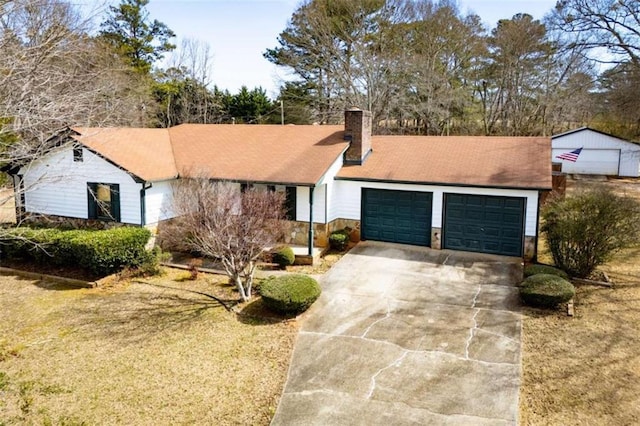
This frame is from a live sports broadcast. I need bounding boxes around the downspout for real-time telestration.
[140,182,152,226]
[308,186,314,256]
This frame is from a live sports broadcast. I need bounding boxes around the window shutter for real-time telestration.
[110,184,121,222]
[285,186,297,221]
[87,183,97,219]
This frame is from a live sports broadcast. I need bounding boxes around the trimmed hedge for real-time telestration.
[329,229,350,251]
[523,264,569,280]
[271,246,295,268]
[259,274,321,314]
[0,226,152,275]
[519,274,575,308]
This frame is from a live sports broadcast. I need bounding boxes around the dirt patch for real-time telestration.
[0,268,297,425]
[520,177,640,424]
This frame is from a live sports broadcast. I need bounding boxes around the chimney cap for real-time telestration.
[346,107,363,111]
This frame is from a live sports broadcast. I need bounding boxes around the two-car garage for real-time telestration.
[361,188,526,257]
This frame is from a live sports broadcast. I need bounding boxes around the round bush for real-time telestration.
[524,264,569,280]
[520,274,575,308]
[329,229,350,251]
[271,246,295,268]
[259,274,321,314]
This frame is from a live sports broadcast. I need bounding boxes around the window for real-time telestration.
[285,186,296,221]
[73,146,83,162]
[87,183,120,222]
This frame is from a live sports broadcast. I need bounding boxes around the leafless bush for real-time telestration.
[164,179,285,301]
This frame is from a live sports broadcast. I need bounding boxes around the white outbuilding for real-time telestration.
[552,127,640,177]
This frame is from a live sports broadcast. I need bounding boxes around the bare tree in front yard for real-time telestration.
[166,179,286,302]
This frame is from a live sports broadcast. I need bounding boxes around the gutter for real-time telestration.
[334,176,552,192]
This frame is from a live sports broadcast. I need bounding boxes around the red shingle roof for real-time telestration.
[337,136,551,189]
[71,126,551,190]
[73,128,178,182]
[169,124,347,185]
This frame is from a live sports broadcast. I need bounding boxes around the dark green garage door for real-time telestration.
[444,194,525,257]
[362,188,432,246]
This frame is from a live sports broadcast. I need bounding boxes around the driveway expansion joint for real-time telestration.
[300,331,519,366]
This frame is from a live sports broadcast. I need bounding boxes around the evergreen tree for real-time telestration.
[100,0,175,74]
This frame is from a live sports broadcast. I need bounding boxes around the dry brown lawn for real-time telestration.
[520,177,640,425]
[0,268,297,425]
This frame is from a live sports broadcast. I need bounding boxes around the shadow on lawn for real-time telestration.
[65,283,236,345]
[238,298,296,325]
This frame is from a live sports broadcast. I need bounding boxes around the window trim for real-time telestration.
[87,182,121,222]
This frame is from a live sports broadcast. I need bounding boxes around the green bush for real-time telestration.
[72,227,152,275]
[271,246,295,268]
[329,229,350,251]
[0,226,152,275]
[519,274,575,308]
[542,187,640,278]
[523,264,569,280]
[259,274,321,314]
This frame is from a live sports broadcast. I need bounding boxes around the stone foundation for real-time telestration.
[22,213,129,230]
[430,227,442,249]
[283,219,362,248]
[524,236,536,261]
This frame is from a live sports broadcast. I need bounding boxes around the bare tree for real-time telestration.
[166,180,286,302]
[550,0,640,66]
[0,0,151,226]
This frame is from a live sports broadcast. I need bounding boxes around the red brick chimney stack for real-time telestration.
[344,108,372,165]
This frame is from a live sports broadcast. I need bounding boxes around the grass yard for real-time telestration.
[520,177,640,425]
[0,268,297,425]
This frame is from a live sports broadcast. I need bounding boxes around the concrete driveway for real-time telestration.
[272,241,523,425]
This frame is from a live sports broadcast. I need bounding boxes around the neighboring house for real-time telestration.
[552,127,640,177]
[6,109,551,260]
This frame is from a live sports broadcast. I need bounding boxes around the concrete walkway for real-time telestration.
[272,241,523,425]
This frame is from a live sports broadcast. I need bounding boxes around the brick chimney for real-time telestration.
[344,108,372,165]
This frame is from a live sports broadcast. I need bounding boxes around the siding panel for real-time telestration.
[21,146,142,224]
[296,185,327,223]
[145,180,176,225]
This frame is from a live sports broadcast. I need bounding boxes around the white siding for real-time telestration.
[20,146,142,224]
[331,180,539,236]
[552,129,640,177]
[296,185,327,223]
[145,180,176,225]
[319,154,345,224]
[552,148,619,175]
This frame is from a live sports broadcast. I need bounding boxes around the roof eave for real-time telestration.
[334,176,552,191]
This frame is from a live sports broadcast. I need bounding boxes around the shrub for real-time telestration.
[259,274,321,314]
[72,227,152,275]
[329,229,350,251]
[519,274,575,308]
[271,246,295,268]
[0,226,152,275]
[542,186,640,278]
[523,264,569,280]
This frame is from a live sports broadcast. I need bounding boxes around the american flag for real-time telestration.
[556,147,582,162]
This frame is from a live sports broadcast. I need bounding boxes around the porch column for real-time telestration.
[308,186,314,256]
